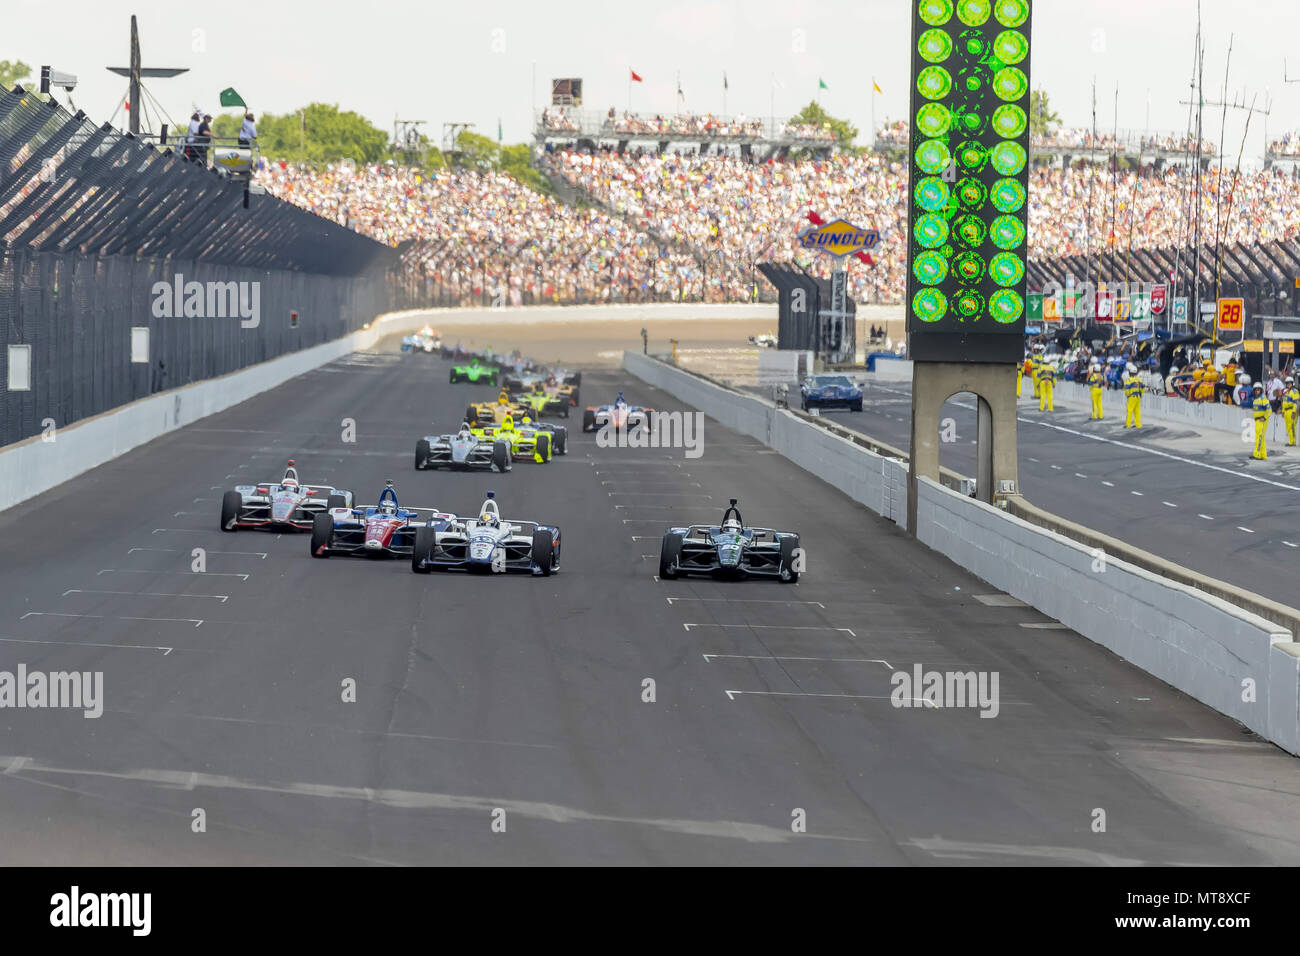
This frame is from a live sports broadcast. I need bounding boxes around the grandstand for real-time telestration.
[535,108,839,157]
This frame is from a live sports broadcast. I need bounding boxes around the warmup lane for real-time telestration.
[0,341,1296,864]
[823,379,1300,605]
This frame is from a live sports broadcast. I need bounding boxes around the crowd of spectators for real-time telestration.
[260,138,1300,307]
[260,160,704,304]
[777,122,837,142]
[539,108,579,133]
[605,109,765,139]
[1268,131,1300,156]
[876,120,1216,155]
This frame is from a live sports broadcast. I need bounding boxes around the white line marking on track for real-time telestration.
[1131,491,1144,496]
[1019,622,1070,629]
[62,589,228,602]
[152,528,209,534]
[668,598,825,607]
[21,612,203,626]
[1101,480,1115,487]
[1162,501,1177,508]
[705,654,890,665]
[0,637,175,655]
[1285,542,1299,548]
[1075,473,1087,478]
[608,493,711,498]
[725,689,928,703]
[1199,514,1214,520]
[683,623,855,636]
[1237,526,1255,534]
[99,569,249,580]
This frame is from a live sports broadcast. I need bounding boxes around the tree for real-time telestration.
[1029,89,1061,138]
[223,103,389,165]
[788,100,858,146]
[0,60,31,91]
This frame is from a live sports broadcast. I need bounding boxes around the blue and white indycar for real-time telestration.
[415,422,512,472]
[659,498,800,582]
[411,491,561,576]
[311,481,453,559]
[800,373,863,412]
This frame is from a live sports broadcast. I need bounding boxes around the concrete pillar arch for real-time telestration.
[907,361,1020,532]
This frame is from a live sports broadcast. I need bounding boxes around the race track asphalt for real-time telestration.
[821,379,1300,608]
[0,339,1297,865]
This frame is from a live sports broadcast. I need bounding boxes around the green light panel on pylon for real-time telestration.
[907,0,1032,357]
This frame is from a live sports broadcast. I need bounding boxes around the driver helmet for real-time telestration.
[380,501,397,515]
[521,415,532,425]
[721,516,742,534]
[480,511,499,527]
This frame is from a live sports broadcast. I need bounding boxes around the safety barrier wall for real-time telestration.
[624,350,1300,754]
[917,478,1299,753]
[0,320,387,514]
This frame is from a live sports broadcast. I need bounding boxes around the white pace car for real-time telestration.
[415,423,512,472]
[411,492,560,575]
[221,460,353,532]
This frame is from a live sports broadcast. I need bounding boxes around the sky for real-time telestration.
[7,0,1300,161]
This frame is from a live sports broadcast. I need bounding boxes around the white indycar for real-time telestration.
[411,491,561,575]
[221,460,352,532]
[415,423,513,472]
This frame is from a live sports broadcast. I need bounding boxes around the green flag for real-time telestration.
[818,78,828,90]
[219,87,246,108]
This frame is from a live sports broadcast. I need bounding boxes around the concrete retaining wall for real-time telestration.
[917,477,1297,753]
[624,349,1300,755]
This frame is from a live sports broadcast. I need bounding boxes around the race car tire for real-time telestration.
[552,427,568,455]
[492,440,512,473]
[535,432,551,462]
[326,493,347,511]
[569,372,582,387]
[465,406,478,428]
[532,529,558,576]
[778,534,801,583]
[449,369,459,384]
[561,404,570,418]
[659,533,683,579]
[570,388,580,408]
[415,439,430,470]
[489,371,498,387]
[582,409,597,432]
[412,526,436,574]
[850,400,863,412]
[310,513,333,558]
[220,490,243,532]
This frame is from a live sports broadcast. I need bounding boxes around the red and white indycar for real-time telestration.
[582,392,654,433]
[220,461,353,532]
